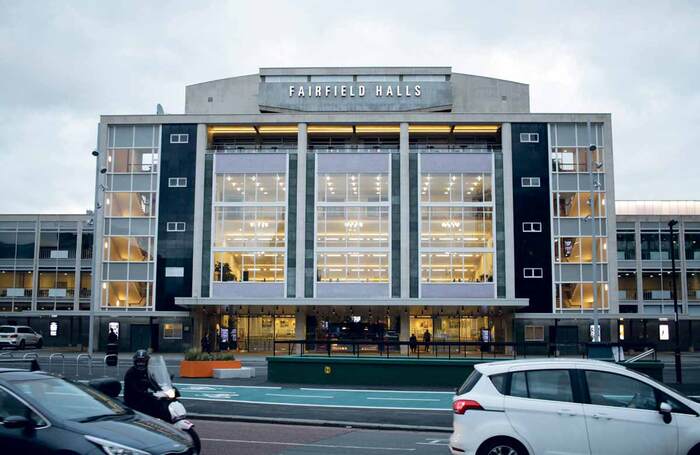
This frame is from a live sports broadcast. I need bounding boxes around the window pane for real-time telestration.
[511,372,528,398]
[686,233,700,260]
[585,371,656,410]
[526,370,573,402]
[213,252,284,283]
[616,232,635,260]
[316,252,388,283]
[0,388,45,426]
[215,207,286,249]
[420,207,493,249]
[421,252,493,283]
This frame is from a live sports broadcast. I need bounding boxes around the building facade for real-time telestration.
[82,67,620,352]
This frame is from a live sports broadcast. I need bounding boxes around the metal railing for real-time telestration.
[76,353,92,377]
[49,353,65,376]
[103,354,119,377]
[273,339,659,360]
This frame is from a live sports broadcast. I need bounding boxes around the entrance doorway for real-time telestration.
[130,324,151,351]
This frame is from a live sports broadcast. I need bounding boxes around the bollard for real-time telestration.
[103,354,119,378]
[76,353,92,377]
[49,353,65,376]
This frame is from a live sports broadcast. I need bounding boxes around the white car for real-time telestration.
[450,358,700,455]
[0,325,43,349]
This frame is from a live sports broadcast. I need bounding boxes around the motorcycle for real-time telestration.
[147,355,201,454]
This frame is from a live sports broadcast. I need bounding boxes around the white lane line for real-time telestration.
[174,383,282,390]
[201,437,415,451]
[366,397,442,402]
[181,397,449,411]
[265,393,335,399]
[300,387,454,395]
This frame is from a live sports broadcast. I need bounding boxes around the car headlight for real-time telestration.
[84,435,150,455]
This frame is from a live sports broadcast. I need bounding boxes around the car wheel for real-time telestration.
[478,438,529,455]
[18,340,25,350]
[36,339,43,349]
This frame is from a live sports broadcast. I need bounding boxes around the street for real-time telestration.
[193,420,449,455]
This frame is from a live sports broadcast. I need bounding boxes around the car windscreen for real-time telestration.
[0,327,14,333]
[11,377,129,421]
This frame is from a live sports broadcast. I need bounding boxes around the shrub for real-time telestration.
[184,348,236,361]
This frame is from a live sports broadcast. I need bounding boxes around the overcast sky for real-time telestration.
[0,1,698,213]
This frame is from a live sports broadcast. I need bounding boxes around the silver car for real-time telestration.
[0,326,43,349]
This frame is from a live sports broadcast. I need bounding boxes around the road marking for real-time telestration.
[300,387,454,395]
[416,438,450,446]
[181,397,449,411]
[175,383,282,390]
[201,437,416,451]
[266,393,335,399]
[366,397,442,402]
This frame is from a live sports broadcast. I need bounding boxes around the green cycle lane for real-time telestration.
[174,383,454,411]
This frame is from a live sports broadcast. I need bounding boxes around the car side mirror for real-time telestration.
[3,415,32,430]
[659,401,673,424]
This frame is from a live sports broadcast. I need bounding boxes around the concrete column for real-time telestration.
[191,124,207,297]
[399,123,410,298]
[400,309,410,355]
[294,307,306,355]
[501,123,515,299]
[295,124,307,298]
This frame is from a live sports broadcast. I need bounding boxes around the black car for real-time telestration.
[0,365,196,454]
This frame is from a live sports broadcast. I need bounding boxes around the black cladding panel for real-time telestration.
[511,123,553,313]
[156,125,197,311]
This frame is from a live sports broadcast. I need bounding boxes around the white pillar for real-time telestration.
[294,307,307,355]
[501,123,515,299]
[191,124,207,297]
[400,123,410,298]
[295,124,307,298]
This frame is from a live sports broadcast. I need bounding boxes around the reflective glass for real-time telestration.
[316,207,389,248]
[420,252,493,283]
[420,207,493,249]
[213,252,285,282]
[214,207,286,248]
[316,252,388,282]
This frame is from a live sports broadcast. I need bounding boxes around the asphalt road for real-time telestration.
[193,420,450,455]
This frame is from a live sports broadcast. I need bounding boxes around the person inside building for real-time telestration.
[201,333,211,354]
[123,350,159,417]
[409,333,418,354]
[423,329,431,352]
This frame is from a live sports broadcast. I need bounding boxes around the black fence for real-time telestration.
[273,339,658,360]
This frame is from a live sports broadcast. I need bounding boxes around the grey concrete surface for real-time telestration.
[193,420,449,455]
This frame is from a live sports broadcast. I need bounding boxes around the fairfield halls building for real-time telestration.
[3,67,628,351]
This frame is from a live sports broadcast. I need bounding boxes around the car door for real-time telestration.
[504,367,591,455]
[0,386,51,454]
[581,369,678,455]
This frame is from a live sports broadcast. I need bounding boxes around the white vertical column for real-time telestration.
[295,124,307,298]
[400,123,410,298]
[191,124,207,298]
[294,307,306,354]
[501,123,515,299]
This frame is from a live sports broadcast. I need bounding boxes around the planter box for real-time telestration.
[179,360,242,378]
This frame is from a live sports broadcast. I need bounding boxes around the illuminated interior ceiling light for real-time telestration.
[452,124,500,133]
[209,126,257,134]
[308,125,353,134]
[257,125,298,134]
[441,221,461,229]
[408,124,451,134]
[355,125,400,134]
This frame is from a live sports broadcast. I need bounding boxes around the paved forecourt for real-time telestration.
[176,383,454,411]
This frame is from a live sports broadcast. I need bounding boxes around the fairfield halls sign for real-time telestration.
[288,84,422,98]
[258,81,452,112]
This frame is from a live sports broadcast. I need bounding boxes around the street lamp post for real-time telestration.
[669,219,682,384]
[587,122,600,343]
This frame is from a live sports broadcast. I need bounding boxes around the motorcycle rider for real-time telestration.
[124,350,163,419]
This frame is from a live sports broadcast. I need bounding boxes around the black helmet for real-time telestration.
[133,349,150,371]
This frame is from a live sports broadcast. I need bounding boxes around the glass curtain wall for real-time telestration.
[212,172,286,283]
[420,171,495,284]
[315,168,390,283]
[101,125,159,309]
[550,123,609,311]
[0,222,35,312]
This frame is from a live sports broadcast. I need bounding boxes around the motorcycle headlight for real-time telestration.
[85,435,150,455]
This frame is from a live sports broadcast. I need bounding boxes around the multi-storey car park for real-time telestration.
[0,67,694,353]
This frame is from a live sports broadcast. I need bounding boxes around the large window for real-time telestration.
[316,252,388,282]
[316,169,390,284]
[317,172,388,203]
[421,252,493,283]
[642,270,675,301]
[688,270,700,302]
[419,171,494,286]
[316,207,388,249]
[102,125,159,309]
[420,172,492,203]
[214,207,285,249]
[686,231,700,260]
[554,237,607,263]
[0,230,35,260]
[641,229,679,260]
[216,173,286,203]
[420,207,493,249]
[616,231,635,260]
[618,270,637,301]
[213,252,284,282]
[585,371,656,410]
[557,282,608,310]
[213,171,286,285]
